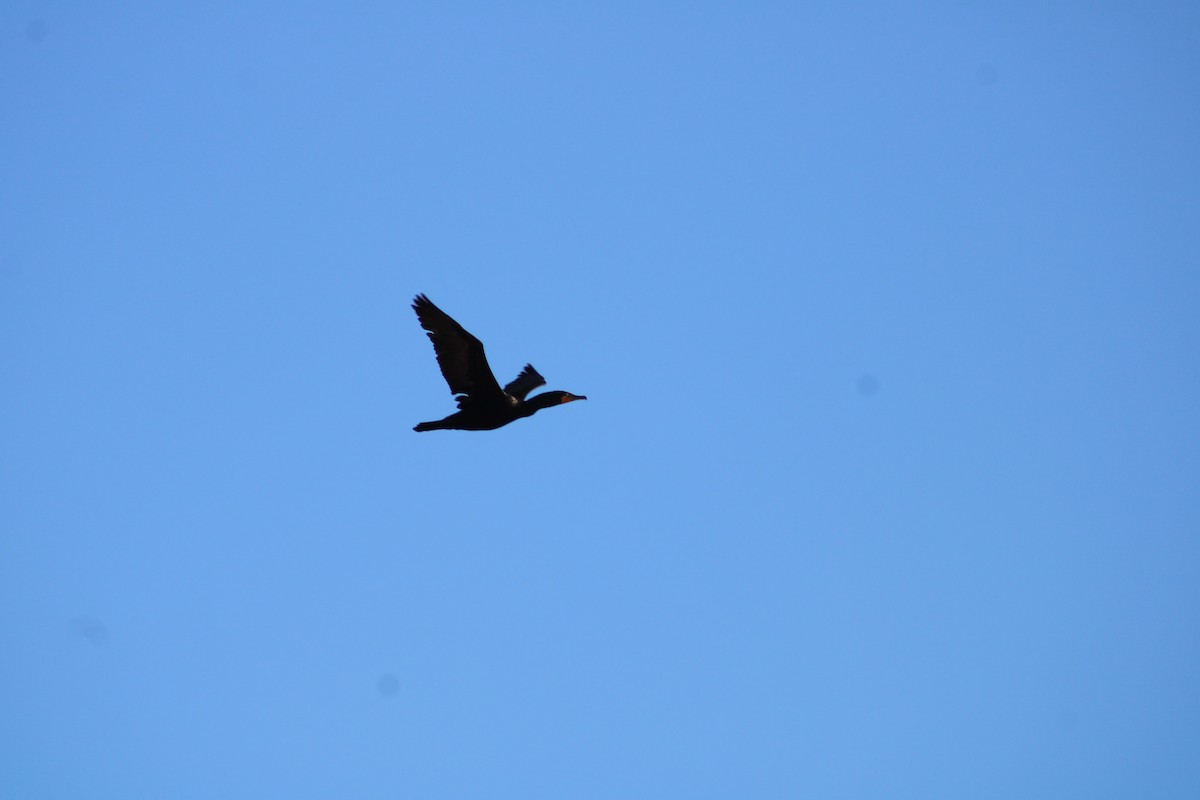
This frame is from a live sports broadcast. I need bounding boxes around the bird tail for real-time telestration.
[413,420,444,432]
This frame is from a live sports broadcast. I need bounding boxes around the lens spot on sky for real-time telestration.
[856,374,880,397]
[27,19,49,43]
[975,62,998,85]
[377,673,399,697]
[68,615,108,647]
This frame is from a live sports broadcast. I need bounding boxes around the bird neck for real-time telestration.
[521,391,569,416]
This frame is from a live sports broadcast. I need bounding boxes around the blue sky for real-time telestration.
[2,3,1198,797]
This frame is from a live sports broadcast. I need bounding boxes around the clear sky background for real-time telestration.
[2,4,1198,798]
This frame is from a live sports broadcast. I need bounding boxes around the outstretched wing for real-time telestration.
[504,364,546,400]
[412,294,503,400]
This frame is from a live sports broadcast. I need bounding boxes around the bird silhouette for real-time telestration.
[411,294,587,432]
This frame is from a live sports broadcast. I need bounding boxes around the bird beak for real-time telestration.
[565,394,587,403]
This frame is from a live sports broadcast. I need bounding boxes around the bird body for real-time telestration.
[411,294,586,432]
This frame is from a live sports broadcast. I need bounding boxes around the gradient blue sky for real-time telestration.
[3,4,1199,798]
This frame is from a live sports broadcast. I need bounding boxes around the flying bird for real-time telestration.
[411,294,587,432]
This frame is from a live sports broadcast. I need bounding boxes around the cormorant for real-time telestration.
[411,294,587,432]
